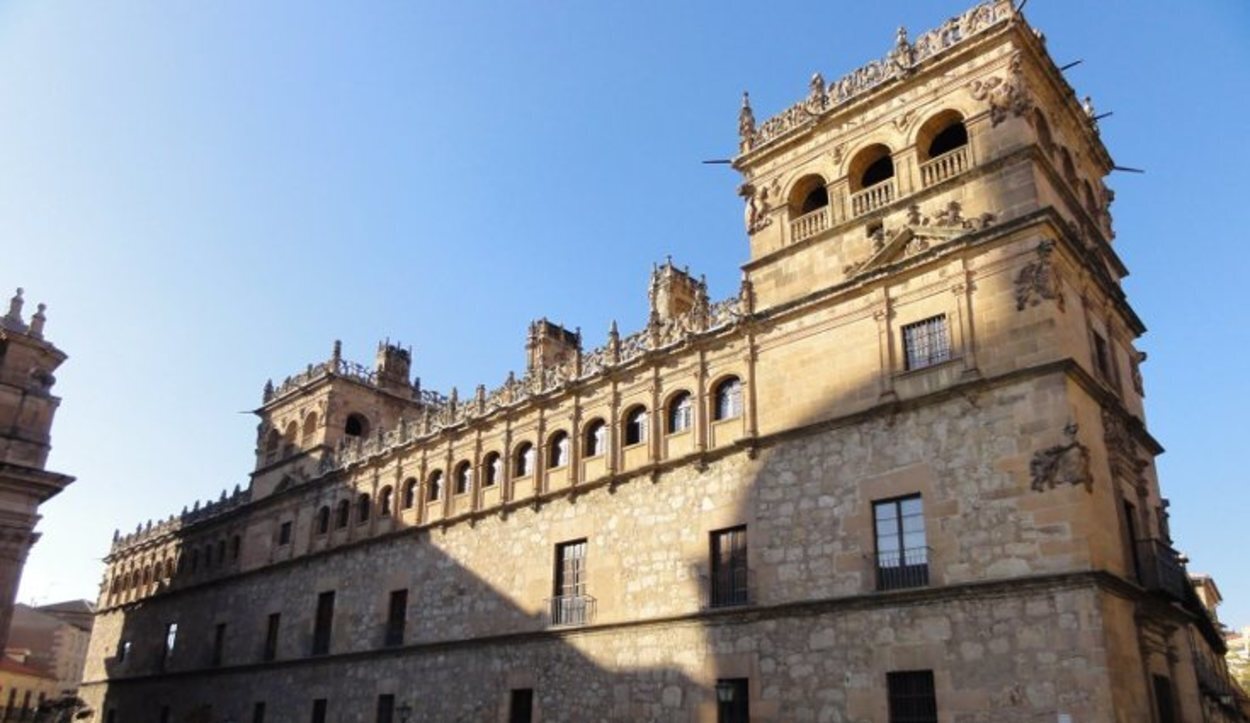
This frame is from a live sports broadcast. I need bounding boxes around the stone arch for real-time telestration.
[583,419,607,458]
[847,143,896,192]
[453,460,473,495]
[786,174,829,217]
[482,452,502,487]
[344,412,369,438]
[427,470,443,502]
[302,411,318,445]
[547,430,570,469]
[915,109,968,162]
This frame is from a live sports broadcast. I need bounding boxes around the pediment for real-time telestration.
[851,202,996,274]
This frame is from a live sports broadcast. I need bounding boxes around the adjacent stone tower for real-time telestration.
[0,288,74,650]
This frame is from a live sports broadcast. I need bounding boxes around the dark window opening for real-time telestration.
[317,506,331,535]
[312,591,334,656]
[402,478,418,508]
[278,521,292,545]
[376,694,395,723]
[357,493,371,523]
[887,670,937,723]
[862,155,895,188]
[716,678,750,723]
[714,378,743,421]
[427,471,443,502]
[667,393,693,434]
[874,496,929,590]
[1152,674,1177,723]
[161,622,178,668]
[344,413,368,437]
[231,535,241,560]
[212,622,226,666]
[927,122,968,158]
[483,453,501,487]
[710,526,749,607]
[385,589,407,647]
[514,443,534,477]
[311,699,328,723]
[799,186,829,215]
[548,432,570,468]
[509,689,534,723]
[584,420,606,457]
[379,486,393,516]
[335,500,350,529]
[454,462,473,494]
[624,407,648,446]
[263,613,280,661]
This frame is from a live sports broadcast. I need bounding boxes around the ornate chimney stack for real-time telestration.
[375,341,413,393]
[648,257,706,324]
[526,318,581,373]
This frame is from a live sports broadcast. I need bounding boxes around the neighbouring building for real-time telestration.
[0,656,60,719]
[6,600,95,697]
[81,2,1247,721]
[0,290,74,654]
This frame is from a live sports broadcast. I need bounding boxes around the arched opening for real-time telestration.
[548,431,570,468]
[344,413,369,438]
[667,392,693,434]
[1061,148,1077,187]
[918,111,969,161]
[427,470,443,502]
[583,419,607,457]
[230,536,240,561]
[483,452,501,487]
[402,478,418,509]
[623,405,648,447]
[714,376,743,421]
[264,429,280,464]
[335,500,350,529]
[283,422,298,458]
[203,544,213,569]
[302,412,318,445]
[514,442,535,477]
[454,461,473,495]
[848,144,895,216]
[317,506,331,534]
[788,175,829,216]
[379,486,393,516]
[357,493,371,523]
[216,540,226,565]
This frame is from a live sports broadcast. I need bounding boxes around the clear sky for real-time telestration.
[2,1,1248,628]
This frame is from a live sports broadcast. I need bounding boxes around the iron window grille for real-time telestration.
[901,315,951,371]
[709,526,749,607]
[887,670,937,723]
[874,496,930,591]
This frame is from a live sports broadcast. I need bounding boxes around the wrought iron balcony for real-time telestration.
[548,594,596,627]
[1134,538,1186,600]
[875,547,930,591]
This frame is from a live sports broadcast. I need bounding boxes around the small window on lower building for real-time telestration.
[509,689,534,723]
[902,315,951,371]
[1152,674,1177,723]
[311,699,328,723]
[887,670,937,723]
[715,678,749,723]
[376,694,395,723]
[385,589,407,647]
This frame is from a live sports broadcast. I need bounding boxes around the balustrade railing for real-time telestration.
[850,179,895,217]
[920,145,969,187]
[789,206,830,243]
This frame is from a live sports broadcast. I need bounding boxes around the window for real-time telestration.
[715,678,750,723]
[231,535,241,560]
[454,461,472,495]
[552,539,589,625]
[402,478,418,508]
[887,670,937,723]
[548,431,570,468]
[116,639,130,663]
[667,393,693,434]
[1092,330,1116,386]
[302,412,317,445]
[1124,500,1142,583]
[357,493,371,523]
[710,526,749,607]
[283,421,298,457]
[312,591,334,656]
[159,707,170,723]
[851,144,895,190]
[514,442,535,477]
[265,429,280,464]
[385,589,407,647]
[427,471,443,502]
[583,420,606,457]
[623,406,648,446]
[278,521,292,545]
[162,622,178,667]
[902,315,950,371]
[263,613,280,661]
[376,694,395,723]
[874,496,929,590]
[379,486,393,516]
[344,413,368,437]
[788,175,829,218]
[509,689,534,723]
[1152,674,1177,723]
[212,623,226,666]
[714,377,742,421]
[253,702,266,723]
[317,506,331,535]
[311,699,328,723]
[483,452,501,487]
[335,500,350,529]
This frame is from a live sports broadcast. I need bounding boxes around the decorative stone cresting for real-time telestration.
[1029,423,1092,492]
[1014,240,1065,312]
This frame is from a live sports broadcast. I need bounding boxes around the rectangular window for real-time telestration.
[252,703,266,723]
[312,591,334,656]
[902,315,951,371]
[212,623,226,666]
[887,670,937,723]
[1124,501,1142,583]
[715,678,750,723]
[159,707,170,723]
[509,689,533,723]
[311,699,327,723]
[161,622,178,668]
[116,639,130,663]
[874,496,929,590]
[279,521,293,545]
[552,539,588,625]
[1152,675,1177,723]
[710,526,749,607]
[1092,331,1113,383]
[385,589,408,647]
[376,694,395,723]
[263,613,281,661]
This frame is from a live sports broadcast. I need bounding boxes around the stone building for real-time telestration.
[0,289,74,654]
[6,600,95,697]
[81,2,1246,721]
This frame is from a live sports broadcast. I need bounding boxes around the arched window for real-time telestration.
[666,392,693,434]
[357,493,371,523]
[850,144,895,191]
[714,377,743,421]
[317,506,331,534]
[514,442,535,477]
[264,429,280,464]
[624,405,648,446]
[548,431,570,468]
[344,413,368,438]
[216,540,226,565]
[142,566,152,587]
[302,412,318,445]
[788,175,829,216]
[165,558,175,581]
[336,500,350,529]
[454,461,473,495]
[190,549,200,573]
[230,536,241,561]
[583,419,606,457]
[379,485,393,516]
[918,111,968,161]
[283,422,298,457]
[402,478,418,509]
[203,544,213,569]
[482,452,501,487]
[427,470,443,502]
[1061,148,1077,187]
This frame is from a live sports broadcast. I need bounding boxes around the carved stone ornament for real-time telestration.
[1029,423,1092,493]
[1102,407,1148,491]
[738,182,773,235]
[968,51,1033,127]
[1014,240,1066,312]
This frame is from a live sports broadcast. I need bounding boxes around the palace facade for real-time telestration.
[82,2,1245,721]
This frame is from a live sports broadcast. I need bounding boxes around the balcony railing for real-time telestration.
[875,547,930,591]
[1135,538,1187,600]
[706,567,752,609]
[789,205,830,243]
[850,179,895,217]
[548,594,596,626]
[919,145,970,187]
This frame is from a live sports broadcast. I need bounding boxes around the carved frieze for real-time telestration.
[1014,240,1066,312]
[1029,423,1092,493]
[968,52,1033,127]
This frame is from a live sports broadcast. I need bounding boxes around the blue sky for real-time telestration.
[2,1,1248,628]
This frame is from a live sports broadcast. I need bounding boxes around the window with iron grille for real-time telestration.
[263,613,280,661]
[312,591,334,656]
[509,689,534,723]
[552,539,588,625]
[887,670,937,723]
[715,678,750,723]
[710,526,749,607]
[252,703,266,723]
[902,315,950,371]
[278,521,292,545]
[376,694,395,723]
[385,589,407,647]
[310,699,327,723]
[874,496,929,591]
[212,623,226,666]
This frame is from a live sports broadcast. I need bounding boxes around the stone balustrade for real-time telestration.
[851,179,896,217]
